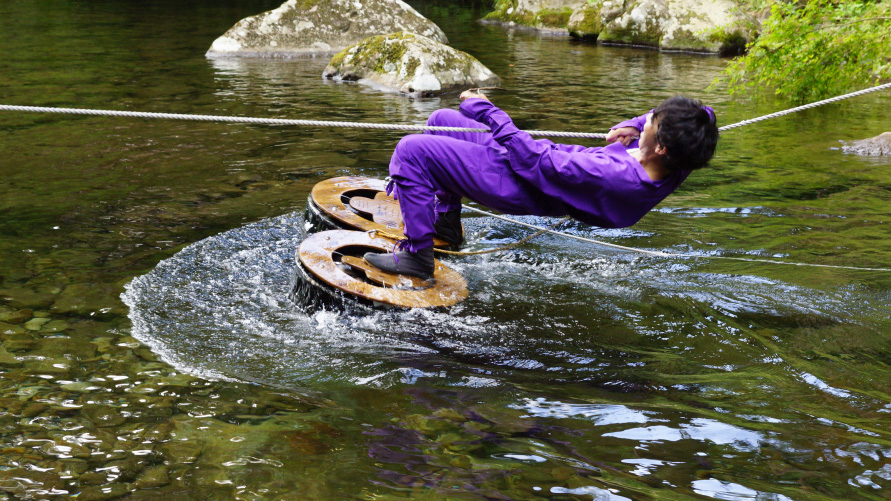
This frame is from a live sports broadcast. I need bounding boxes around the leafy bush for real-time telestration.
[719,0,891,102]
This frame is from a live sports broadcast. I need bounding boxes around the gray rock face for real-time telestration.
[843,132,891,156]
[599,0,748,53]
[486,0,753,54]
[206,0,448,59]
[323,32,501,96]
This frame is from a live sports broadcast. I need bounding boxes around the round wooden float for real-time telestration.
[307,176,452,248]
[296,229,468,308]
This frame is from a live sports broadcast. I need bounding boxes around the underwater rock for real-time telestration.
[843,132,891,156]
[0,287,56,309]
[158,440,201,464]
[0,308,32,324]
[82,407,127,428]
[36,338,98,360]
[206,0,447,59]
[26,357,71,376]
[0,345,22,367]
[133,465,171,490]
[74,483,132,501]
[41,319,70,333]
[0,469,66,498]
[0,321,26,335]
[24,317,51,331]
[485,0,754,53]
[323,32,500,95]
[51,283,124,318]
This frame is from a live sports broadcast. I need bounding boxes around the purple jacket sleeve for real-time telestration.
[460,97,607,179]
[459,98,630,227]
[609,112,650,132]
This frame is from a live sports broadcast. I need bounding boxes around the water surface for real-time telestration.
[1,0,890,498]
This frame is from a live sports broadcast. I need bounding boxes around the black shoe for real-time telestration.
[364,247,435,280]
[433,209,464,246]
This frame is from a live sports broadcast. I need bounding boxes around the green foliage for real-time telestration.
[718,0,891,103]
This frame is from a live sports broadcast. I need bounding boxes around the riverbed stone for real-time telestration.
[0,308,32,324]
[38,439,92,459]
[24,317,51,331]
[0,321,27,335]
[74,483,132,501]
[58,458,91,476]
[842,132,891,156]
[105,455,149,482]
[82,407,127,428]
[0,469,66,497]
[51,283,124,317]
[158,440,201,464]
[26,357,71,376]
[0,287,56,309]
[21,402,48,418]
[35,337,98,360]
[40,319,70,333]
[324,32,500,95]
[132,465,170,490]
[206,0,448,59]
[0,345,22,367]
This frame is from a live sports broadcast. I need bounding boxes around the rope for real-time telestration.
[367,216,572,256]
[459,205,891,272]
[435,216,571,256]
[0,104,606,139]
[3,81,891,270]
[718,81,891,131]
[2,81,889,137]
[2,81,890,137]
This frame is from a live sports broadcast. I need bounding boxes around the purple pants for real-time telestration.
[389,109,559,251]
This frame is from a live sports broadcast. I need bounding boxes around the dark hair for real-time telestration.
[652,95,718,172]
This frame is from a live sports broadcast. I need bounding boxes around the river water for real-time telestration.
[1,0,890,499]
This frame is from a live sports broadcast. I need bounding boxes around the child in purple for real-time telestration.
[364,92,719,279]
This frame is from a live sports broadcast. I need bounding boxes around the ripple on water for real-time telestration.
[122,210,886,397]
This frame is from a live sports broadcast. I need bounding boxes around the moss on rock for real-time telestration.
[324,32,500,96]
[567,3,603,40]
[535,7,574,28]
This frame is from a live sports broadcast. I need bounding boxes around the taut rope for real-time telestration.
[458,206,891,272]
[2,81,890,270]
[2,81,890,137]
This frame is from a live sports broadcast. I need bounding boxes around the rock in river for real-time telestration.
[323,32,500,95]
[843,132,891,156]
[486,0,753,54]
[206,0,448,58]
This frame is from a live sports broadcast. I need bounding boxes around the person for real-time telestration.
[364,91,719,279]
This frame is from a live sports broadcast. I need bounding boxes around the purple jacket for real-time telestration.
[460,99,690,228]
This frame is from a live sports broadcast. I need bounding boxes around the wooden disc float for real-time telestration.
[295,229,468,309]
[306,176,453,248]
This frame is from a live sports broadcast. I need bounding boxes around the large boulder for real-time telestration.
[483,0,586,33]
[598,0,749,53]
[206,0,448,59]
[323,32,501,96]
[486,0,753,54]
[843,132,891,156]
